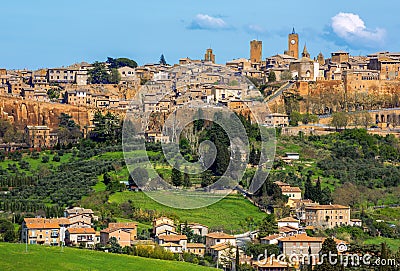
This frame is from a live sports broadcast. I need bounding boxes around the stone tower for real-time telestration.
[317,52,325,65]
[287,28,299,59]
[302,44,310,58]
[250,40,262,63]
[204,48,215,63]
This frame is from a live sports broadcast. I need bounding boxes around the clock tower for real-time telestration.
[287,28,299,59]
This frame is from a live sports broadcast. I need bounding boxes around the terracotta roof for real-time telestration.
[206,232,235,239]
[187,243,206,248]
[26,222,60,229]
[261,234,281,241]
[210,243,231,251]
[305,204,350,210]
[158,234,187,242]
[278,217,299,223]
[67,228,96,234]
[53,218,70,225]
[253,259,289,268]
[279,226,299,233]
[279,234,324,243]
[68,221,92,227]
[350,219,362,222]
[281,186,302,193]
[24,218,65,229]
[24,218,45,224]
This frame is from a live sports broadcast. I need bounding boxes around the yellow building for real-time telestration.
[186,243,206,256]
[369,56,400,80]
[25,125,58,148]
[21,218,60,246]
[305,204,351,229]
[100,222,137,247]
[66,228,96,248]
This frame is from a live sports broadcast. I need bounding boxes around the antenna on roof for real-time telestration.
[292,27,296,34]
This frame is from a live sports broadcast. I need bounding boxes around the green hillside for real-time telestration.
[109,192,266,232]
[0,243,216,271]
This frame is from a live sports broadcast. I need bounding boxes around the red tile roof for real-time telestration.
[158,234,187,242]
[305,204,350,210]
[67,228,96,234]
[187,243,206,248]
[206,232,235,239]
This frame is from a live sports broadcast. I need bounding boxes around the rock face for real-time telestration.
[0,96,125,130]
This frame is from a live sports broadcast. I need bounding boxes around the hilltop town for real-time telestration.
[1,29,400,151]
[0,28,400,271]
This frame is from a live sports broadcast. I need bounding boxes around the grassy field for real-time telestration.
[372,207,400,222]
[0,243,216,271]
[364,237,400,251]
[0,151,72,175]
[109,191,266,233]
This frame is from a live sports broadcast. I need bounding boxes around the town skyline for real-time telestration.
[0,0,398,69]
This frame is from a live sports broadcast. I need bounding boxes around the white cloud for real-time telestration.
[188,14,230,30]
[245,24,267,35]
[331,12,386,46]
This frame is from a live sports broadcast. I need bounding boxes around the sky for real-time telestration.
[1,0,400,69]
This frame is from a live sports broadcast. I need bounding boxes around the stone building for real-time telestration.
[289,45,319,81]
[250,40,262,63]
[204,48,216,63]
[304,204,351,229]
[284,28,299,59]
[24,125,58,148]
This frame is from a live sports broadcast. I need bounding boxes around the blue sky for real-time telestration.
[1,0,399,69]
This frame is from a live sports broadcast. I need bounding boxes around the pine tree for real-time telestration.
[380,242,390,271]
[235,245,240,271]
[268,71,276,82]
[103,172,111,186]
[304,176,313,200]
[320,187,333,205]
[258,214,278,238]
[249,147,256,165]
[171,163,182,187]
[183,167,191,187]
[314,177,322,203]
[314,238,342,271]
[159,54,167,65]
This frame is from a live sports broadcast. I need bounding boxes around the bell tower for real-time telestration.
[287,28,299,59]
[204,48,215,63]
[250,40,262,63]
